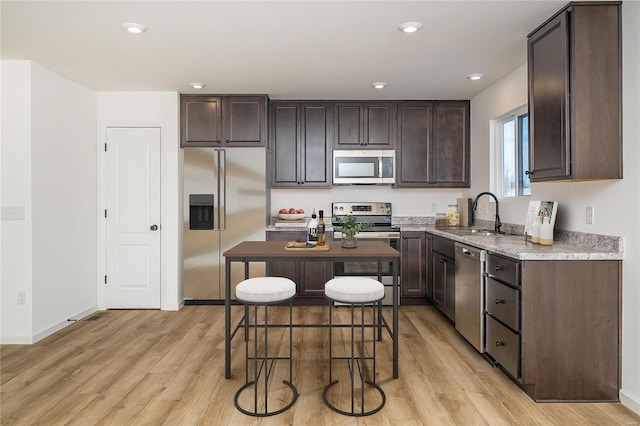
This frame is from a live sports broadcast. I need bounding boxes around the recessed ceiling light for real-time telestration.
[189,82,205,89]
[122,22,147,34]
[399,22,423,33]
[467,73,484,81]
[372,82,387,89]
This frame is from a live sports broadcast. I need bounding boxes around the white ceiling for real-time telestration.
[1,1,567,99]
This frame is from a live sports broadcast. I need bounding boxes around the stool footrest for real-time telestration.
[234,380,299,417]
[322,379,386,417]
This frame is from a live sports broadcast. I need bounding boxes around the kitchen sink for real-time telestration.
[441,228,497,236]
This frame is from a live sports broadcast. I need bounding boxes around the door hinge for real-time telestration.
[104,275,107,284]
[104,143,107,152]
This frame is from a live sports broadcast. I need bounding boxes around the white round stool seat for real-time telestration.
[325,277,385,304]
[236,277,296,303]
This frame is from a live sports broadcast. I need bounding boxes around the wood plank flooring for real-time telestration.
[2,305,639,425]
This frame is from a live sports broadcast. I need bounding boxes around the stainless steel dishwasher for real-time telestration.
[454,243,486,352]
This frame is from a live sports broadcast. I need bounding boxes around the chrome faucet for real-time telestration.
[472,191,502,234]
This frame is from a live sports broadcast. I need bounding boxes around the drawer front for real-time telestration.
[432,235,455,259]
[486,253,519,286]
[486,315,520,378]
[485,278,519,331]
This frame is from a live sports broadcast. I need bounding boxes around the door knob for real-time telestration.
[150,224,158,231]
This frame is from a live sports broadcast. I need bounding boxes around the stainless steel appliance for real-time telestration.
[454,242,487,352]
[183,147,266,302]
[332,150,395,184]
[332,202,400,305]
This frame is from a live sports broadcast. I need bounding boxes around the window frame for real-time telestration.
[494,105,530,199]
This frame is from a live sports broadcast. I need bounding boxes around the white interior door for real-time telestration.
[105,127,161,308]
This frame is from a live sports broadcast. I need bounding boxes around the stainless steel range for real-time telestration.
[331,202,400,305]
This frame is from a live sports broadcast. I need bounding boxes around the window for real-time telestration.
[495,107,530,197]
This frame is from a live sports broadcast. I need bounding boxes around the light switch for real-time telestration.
[1,206,26,220]
[586,206,595,224]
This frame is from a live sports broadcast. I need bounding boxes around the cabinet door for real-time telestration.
[334,102,394,149]
[299,262,333,298]
[271,102,332,188]
[222,96,267,147]
[300,103,332,187]
[270,103,301,187]
[432,252,446,309]
[180,95,222,147]
[401,232,426,298]
[527,12,571,180]
[443,257,456,321]
[432,101,470,187]
[396,102,433,186]
[432,252,455,322]
[425,234,433,300]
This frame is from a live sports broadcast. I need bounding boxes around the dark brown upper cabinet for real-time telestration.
[396,101,470,188]
[334,102,396,149]
[527,2,621,181]
[270,101,333,188]
[180,95,267,147]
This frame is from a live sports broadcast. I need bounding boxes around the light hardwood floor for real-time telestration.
[1,305,639,425]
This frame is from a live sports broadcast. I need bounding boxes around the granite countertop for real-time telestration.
[400,224,623,261]
[266,217,623,261]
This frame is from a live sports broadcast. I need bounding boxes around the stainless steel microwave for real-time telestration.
[333,150,396,185]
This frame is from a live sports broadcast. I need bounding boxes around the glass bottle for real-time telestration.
[307,211,318,246]
[317,210,326,246]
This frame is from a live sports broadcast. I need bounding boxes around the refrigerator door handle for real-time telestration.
[219,149,227,230]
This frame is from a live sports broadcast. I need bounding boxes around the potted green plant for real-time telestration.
[332,215,371,248]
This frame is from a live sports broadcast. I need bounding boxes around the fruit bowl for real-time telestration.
[278,213,305,220]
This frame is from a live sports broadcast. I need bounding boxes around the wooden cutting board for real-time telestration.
[284,242,330,251]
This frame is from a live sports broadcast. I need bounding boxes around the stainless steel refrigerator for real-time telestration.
[183,147,266,301]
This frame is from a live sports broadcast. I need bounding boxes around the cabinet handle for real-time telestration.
[403,236,407,239]
[525,170,534,175]
[225,140,230,144]
[216,140,221,144]
[495,341,505,347]
[495,299,505,304]
[439,259,444,264]
[494,265,504,271]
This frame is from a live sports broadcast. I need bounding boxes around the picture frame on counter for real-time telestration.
[524,200,558,241]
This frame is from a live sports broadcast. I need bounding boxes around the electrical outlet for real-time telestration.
[586,206,595,224]
[18,290,27,305]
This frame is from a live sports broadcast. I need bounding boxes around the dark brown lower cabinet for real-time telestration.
[430,234,455,321]
[400,232,428,305]
[517,259,621,401]
[265,231,332,304]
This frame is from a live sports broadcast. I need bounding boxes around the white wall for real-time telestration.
[1,61,34,341]
[1,61,97,343]
[469,1,640,413]
[97,92,181,310]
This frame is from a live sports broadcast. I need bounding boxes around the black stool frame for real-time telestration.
[234,296,298,417]
[323,296,386,417]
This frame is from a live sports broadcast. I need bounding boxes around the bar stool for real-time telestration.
[323,277,386,416]
[234,277,298,417]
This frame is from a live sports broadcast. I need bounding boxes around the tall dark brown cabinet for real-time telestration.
[527,2,621,181]
[270,101,333,188]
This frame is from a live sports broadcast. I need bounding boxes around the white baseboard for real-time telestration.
[32,305,99,343]
[621,389,640,417]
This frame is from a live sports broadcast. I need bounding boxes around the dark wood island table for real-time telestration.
[223,240,401,380]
